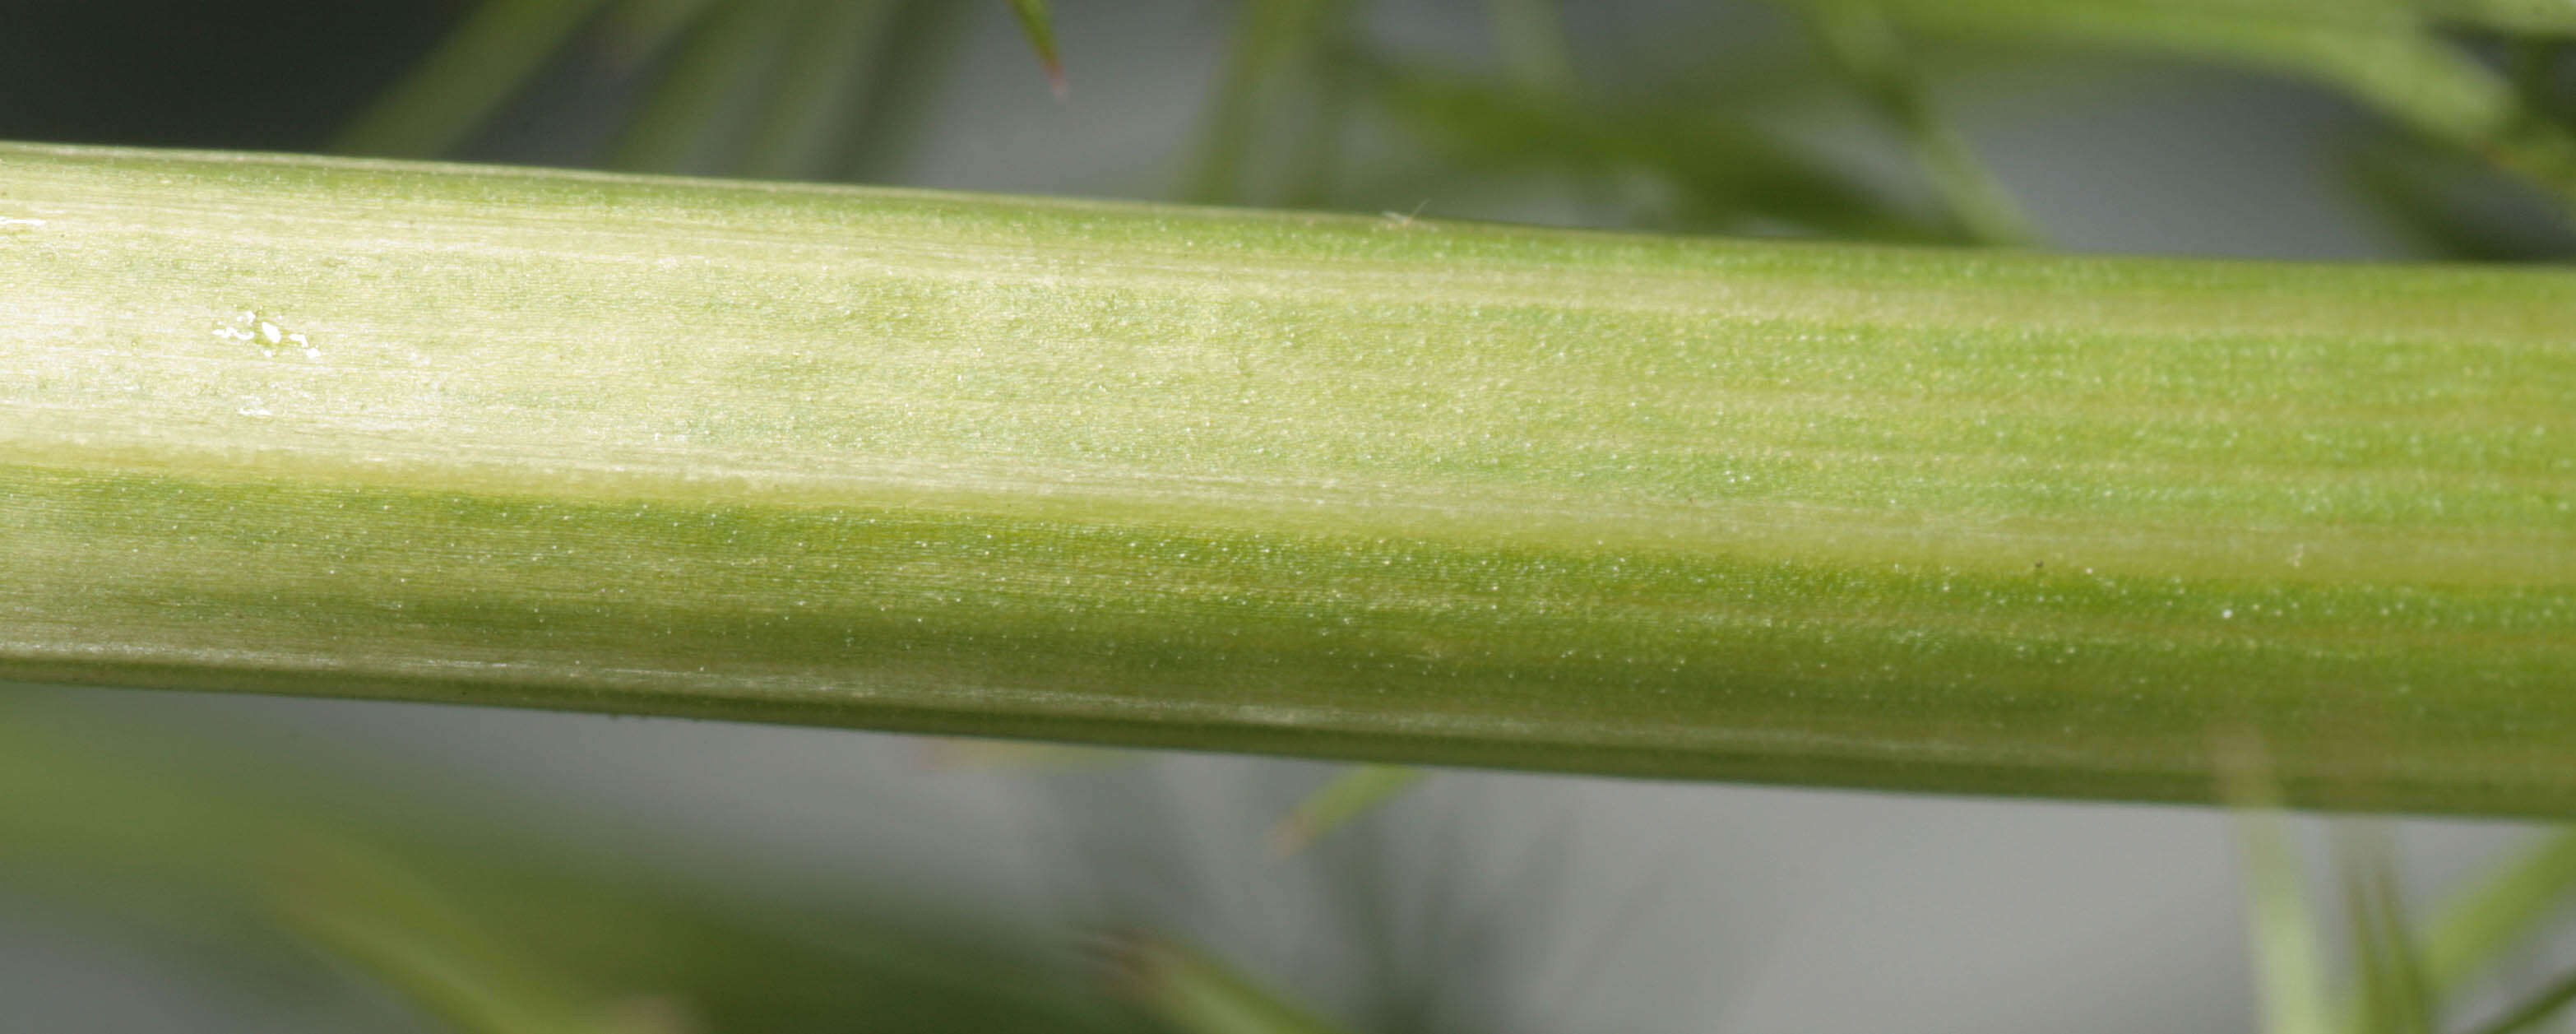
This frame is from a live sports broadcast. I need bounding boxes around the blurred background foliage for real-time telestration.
[6,1,2576,1032]
[4,0,2574,253]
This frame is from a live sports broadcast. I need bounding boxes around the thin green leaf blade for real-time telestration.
[1267,765,1427,855]
[1803,0,2040,244]
[2414,828,2576,995]
[276,838,619,1034]
[2462,967,2576,1034]
[1182,0,1352,203]
[0,692,1143,1034]
[2223,737,2332,1034]
[1007,0,1068,98]
[739,0,906,180]
[1101,932,1355,1034]
[2333,824,2433,1034]
[1779,0,2576,219]
[338,0,619,158]
[608,0,803,174]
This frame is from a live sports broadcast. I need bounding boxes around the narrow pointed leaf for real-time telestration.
[1182,0,1351,203]
[1773,0,2576,218]
[609,0,803,174]
[0,693,1142,1034]
[2333,826,2431,1034]
[602,0,725,68]
[1101,932,1355,1034]
[1267,765,1427,856]
[2409,828,2576,997]
[1803,0,2038,245]
[2462,967,2576,1034]
[1007,0,1068,98]
[276,838,617,1034]
[739,0,903,180]
[339,0,619,158]
[2222,740,2332,1034]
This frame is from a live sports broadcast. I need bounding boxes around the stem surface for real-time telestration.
[3,142,2572,814]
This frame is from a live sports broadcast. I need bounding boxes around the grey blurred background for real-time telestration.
[1,2,2566,1032]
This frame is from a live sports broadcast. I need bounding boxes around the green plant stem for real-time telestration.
[4,141,2574,814]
